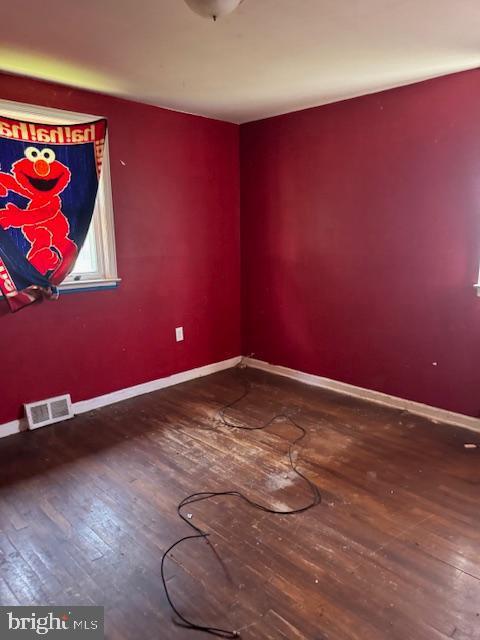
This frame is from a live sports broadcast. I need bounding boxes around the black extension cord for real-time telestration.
[160,373,322,638]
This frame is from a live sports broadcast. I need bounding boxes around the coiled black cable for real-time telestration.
[160,375,321,638]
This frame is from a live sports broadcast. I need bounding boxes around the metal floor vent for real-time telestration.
[24,394,74,430]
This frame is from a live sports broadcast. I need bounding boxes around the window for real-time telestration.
[0,99,119,291]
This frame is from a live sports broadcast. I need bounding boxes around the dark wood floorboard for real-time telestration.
[0,367,479,639]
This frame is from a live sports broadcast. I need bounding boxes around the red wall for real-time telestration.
[0,73,240,426]
[2,68,479,426]
[241,70,480,418]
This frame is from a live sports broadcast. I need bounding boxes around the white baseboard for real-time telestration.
[0,419,25,438]
[3,354,477,439]
[243,357,480,435]
[74,356,241,414]
[0,356,241,439]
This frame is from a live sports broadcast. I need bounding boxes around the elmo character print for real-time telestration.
[0,115,107,312]
[0,146,76,281]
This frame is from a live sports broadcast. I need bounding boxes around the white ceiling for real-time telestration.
[1,0,479,123]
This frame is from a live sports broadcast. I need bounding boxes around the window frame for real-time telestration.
[0,98,119,292]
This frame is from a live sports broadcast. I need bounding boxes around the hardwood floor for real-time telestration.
[0,366,479,639]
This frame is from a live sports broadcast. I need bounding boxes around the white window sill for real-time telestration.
[60,278,121,293]
[474,284,480,297]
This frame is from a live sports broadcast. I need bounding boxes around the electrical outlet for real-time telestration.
[175,326,184,342]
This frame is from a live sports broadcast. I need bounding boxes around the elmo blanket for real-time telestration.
[0,115,107,311]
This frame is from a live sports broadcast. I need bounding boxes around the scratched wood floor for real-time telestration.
[0,367,479,639]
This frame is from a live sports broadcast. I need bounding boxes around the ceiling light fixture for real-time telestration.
[184,0,244,21]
